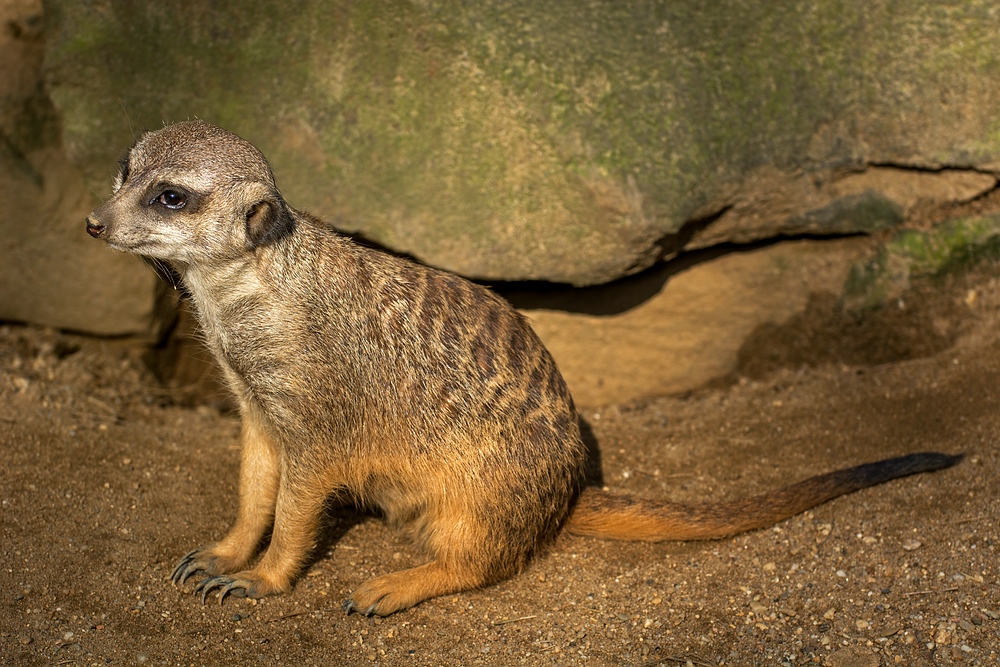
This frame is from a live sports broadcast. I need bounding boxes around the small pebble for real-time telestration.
[902,539,921,551]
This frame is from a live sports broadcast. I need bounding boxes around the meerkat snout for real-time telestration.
[85,216,106,238]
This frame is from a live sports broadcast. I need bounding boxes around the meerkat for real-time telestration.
[85,120,961,616]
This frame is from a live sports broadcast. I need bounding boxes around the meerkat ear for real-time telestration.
[246,193,296,249]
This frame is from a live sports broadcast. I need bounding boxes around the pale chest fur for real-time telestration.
[181,262,287,398]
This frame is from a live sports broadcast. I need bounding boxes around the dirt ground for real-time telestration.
[2,255,999,667]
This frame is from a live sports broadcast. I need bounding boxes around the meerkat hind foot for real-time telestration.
[344,561,483,617]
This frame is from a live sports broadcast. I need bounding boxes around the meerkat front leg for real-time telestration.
[172,404,279,586]
[192,462,330,602]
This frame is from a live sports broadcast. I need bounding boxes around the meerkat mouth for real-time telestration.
[105,234,174,259]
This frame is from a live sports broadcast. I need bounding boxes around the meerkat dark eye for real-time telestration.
[155,190,187,210]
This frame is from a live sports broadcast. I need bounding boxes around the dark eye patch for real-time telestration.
[155,190,187,210]
[145,183,202,213]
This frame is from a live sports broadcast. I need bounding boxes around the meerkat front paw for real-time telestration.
[192,571,282,604]
[170,548,246,587]
[173,549,293,604]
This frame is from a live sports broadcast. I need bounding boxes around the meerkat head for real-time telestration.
[85,120,296,265]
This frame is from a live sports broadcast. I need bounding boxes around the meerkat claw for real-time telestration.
[217,580,249,604]
[342,597,379,616]
[343,593,386,617]
[171,550,203,585]
[194,575,253,604]
[194,575,228,604]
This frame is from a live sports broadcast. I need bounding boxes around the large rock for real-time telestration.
[0,0,158,336]
[524,237,871,406]
[523,209,1000,407]
[42,0,1000,286]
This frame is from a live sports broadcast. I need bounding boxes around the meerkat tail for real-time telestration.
[565,452,963,542]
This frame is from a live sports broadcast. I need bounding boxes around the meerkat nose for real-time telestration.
[85,216,106,238]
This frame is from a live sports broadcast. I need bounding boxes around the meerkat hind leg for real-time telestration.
[345,501,513,616]
[344,560,487,616]
[173,411,280,586]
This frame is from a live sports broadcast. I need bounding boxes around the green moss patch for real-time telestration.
[845,213,1000,309]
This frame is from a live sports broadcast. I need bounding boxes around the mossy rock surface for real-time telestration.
[845,212,1000,309]
[43,0,1000,285]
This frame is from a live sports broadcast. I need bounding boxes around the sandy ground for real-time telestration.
[2,256,999,667]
